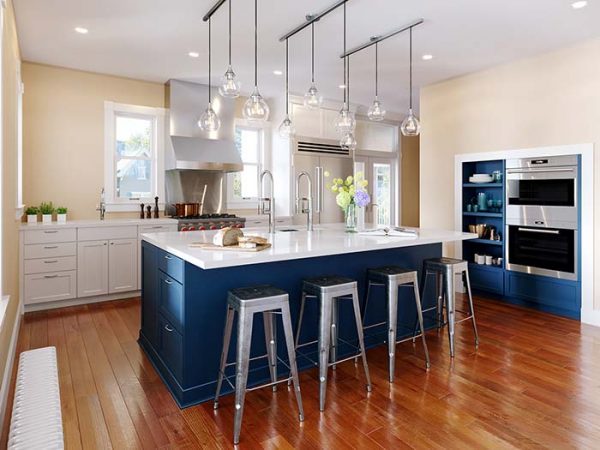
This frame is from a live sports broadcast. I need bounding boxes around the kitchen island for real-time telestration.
[139,225,475,407]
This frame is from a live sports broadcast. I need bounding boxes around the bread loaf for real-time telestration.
[212,227,244,247]
[238,235,268,245]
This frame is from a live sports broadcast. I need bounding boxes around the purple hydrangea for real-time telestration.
[354,189,370,208]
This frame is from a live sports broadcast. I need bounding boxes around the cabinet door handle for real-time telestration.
[164,255,172,260]
[44,275,59,279]
[164,324,174,332]
[43,230,58,234]
[43,246,58,249]
[44,260,58,264]
[164,279,173,285]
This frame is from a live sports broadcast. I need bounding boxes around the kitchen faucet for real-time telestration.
[258,170,275,234]
[295,171,314,231]
[97,188,106,220]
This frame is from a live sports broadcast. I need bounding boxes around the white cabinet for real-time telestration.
[77,240,109,298]
[24,271,76,305]
[321,109,341,140]
[109,239,137,294]
[291,103,322,138]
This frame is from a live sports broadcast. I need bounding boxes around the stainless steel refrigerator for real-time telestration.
[292,137,354,225]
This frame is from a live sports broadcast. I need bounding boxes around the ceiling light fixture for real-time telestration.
[198,17,220,132]
[367,42,386,122]
[335,2,356,136]
[273,70,283,76]
[340,55,357,151]
[400,27,421,137]
[571,1,588,9]
[279,38,295,139]
[74,27,88,34]
[219,0,241,98]
[243,0,270,121]
[304,22,323,109]
[338,84,347,89]
[422,54,433,60]
[188,51,200,58]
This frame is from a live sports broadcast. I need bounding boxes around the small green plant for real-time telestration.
[39,202,55,215]
[25,206,39,215]
[56,207,67,214]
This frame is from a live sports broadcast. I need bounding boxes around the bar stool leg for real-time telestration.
[463,269,480,347]
[233,309,254,445]
[280,303,305,422]
[436,272,444,329]
[214,305,235,410]
[263,311,278,392]
[362,281,372,325]
[330,298,339,370]
[318,294,333,411]
[386,283,398,383]
[294,292,306,350]
[412,273,431,369]
[444,269,456,358]
[352,286,372,392]
[413,269,430,341]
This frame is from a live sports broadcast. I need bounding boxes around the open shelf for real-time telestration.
[463,212,503,218]
[462,183,503,188]
[468,262,504,271]
[465,238,503,246]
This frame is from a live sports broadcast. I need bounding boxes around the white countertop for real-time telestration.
[20,217,177,231]
[141,224,477,270]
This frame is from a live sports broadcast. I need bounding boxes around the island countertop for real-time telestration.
[141,224,476,270]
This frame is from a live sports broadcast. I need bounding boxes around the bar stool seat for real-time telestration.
[294,276,372,411]
[362,266,430,382]
[214,285,304,445]
[415,258,479,357]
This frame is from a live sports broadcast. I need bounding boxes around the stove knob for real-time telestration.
[198,226,206,231]
[210,225,218,230]
[180,226,188,232]
[220,224,228,229]
[188,226,196,231]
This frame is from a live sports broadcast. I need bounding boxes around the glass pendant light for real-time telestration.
[243,0,270,121]
[340,56,357,151]
[279,38,295,138]
[367,42,386,122]
[334,2,356,134]
[198,17,220,132]
[400,27,421,136]
[303,23,323,109]
[219,0,241,98]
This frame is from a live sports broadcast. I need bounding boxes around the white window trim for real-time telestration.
[104,101,166,212]
[226,119,268,210]
[15,60,24,219]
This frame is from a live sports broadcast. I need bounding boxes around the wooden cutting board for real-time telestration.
[189,242,272,252]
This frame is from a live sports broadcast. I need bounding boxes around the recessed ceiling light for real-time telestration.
[338,84,346,89]
[572,1,587,9]
[273,70,283,76]
[422,54,433,61]
[74,27,88,34]
[188,51,200,58]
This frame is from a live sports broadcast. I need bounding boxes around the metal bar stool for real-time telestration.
[361,266,430,382]
[294,276,372,411]
[214,285,304,445]
[414,258,479,357]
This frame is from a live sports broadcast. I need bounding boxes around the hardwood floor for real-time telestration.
[2,295,600,449]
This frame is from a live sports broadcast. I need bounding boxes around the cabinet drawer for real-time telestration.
[139,225,177,237]
[468,264,504,295]
[159,272,184,332]
[24,256,77,275]
[157,250,184,283]
[78,226,137,241]
[23,228,76,245]
[24,242,76,259]
[158,315,183,382]
[24,270,76,305]
[505,271,579,311]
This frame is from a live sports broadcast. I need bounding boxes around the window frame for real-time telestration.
[226,120,266,209]
[103,101,165,212]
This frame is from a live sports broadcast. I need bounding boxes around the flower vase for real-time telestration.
[344,203,358,233]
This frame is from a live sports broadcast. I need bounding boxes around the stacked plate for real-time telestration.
[468,173,493,183]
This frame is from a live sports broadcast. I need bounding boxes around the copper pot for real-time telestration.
[174,203,200,217]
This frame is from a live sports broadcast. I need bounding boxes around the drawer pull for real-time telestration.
[44,275,59,279]
[164,324,174,332]
[164,255,173,260]
[43,246,58,249]
[44,260,58,264]
[151,226,163,229]
[43,230,58,234]
[164,279,173,285]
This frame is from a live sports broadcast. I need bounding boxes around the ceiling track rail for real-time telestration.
[278,0,349,42]
[203,0,227,22]
[340,18,424,58]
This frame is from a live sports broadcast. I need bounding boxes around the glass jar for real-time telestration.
[345,203,357,233]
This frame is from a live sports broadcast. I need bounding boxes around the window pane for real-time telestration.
[231,164,258,199]
[116,115,152,158]
[373,163,391,226]
[234,128,259,163]
[117,159,152,198]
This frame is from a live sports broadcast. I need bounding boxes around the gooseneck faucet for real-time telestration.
[295,171,314,231]
[97,188,106,220]
[258,170,276,234]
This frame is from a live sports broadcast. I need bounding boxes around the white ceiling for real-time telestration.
[14,0,600,115]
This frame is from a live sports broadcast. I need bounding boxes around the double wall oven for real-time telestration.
[505,155,579,281]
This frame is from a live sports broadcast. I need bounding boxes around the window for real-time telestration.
[104,102,165,211]
[227,125,264,208]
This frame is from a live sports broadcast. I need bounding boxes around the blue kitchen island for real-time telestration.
[139,225,475,408]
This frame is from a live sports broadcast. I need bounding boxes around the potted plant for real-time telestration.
[39,202,55,223]
[25,206,39,224]
[327,172,371,232]
[56,206,68,223]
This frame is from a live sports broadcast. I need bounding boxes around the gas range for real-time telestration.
[174,214,246,231]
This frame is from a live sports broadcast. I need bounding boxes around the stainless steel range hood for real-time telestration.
[165,79,242,173]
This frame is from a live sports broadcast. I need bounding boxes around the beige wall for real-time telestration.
[420,37,600,310]
[1,0,22,380]
[22,63,165,220]
[400,135,419,227]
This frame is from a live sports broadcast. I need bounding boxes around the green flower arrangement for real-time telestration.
[327,172,370,209]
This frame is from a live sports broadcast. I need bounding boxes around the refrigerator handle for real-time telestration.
[315,166,323,213]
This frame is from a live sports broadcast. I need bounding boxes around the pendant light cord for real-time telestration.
[311,23,315,84]
[208,17,212,104]
[285,38,289,115]
[343,1,347,106]
[347,56,350,106]
[409,26,413,110]
[375,42,378,98]
[228,0,232,66]
[254,0,258,87]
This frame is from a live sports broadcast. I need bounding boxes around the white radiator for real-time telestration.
[7,346,64,450]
